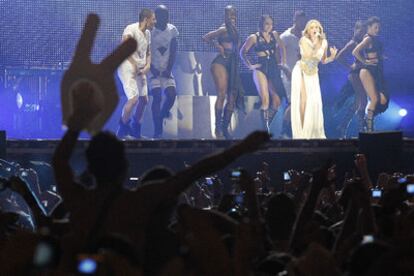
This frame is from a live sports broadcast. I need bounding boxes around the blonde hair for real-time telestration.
[302,19,326,40]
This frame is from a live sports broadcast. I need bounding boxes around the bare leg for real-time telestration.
[117,96,138,138]
[282,105,291,137]
[349,72,367,132]
[253,70,272,132]
[349,72,366,112]
[268,80,281,133]
[299,74,307,128]
[268,81,281,111]
[135,96,148,123]
[253,70,270,110]
[151,86,177,138]
[161,86,177,118]
[121,96,138,123]
[379,93,388,105]
[211,63,228,138]
[360,69,378,132]
[131,95,149,138]
[151,88,162,137]
[360,69,378,114]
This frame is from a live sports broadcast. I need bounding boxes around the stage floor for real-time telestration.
[5,137,414,153]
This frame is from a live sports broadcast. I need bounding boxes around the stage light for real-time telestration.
[399,109,408,117]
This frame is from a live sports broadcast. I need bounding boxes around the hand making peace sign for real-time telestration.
[61,14,137,134]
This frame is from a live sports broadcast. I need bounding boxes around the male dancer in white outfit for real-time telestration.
[117,8,156,138]
[149,5,179,138]
[280,11,307,138]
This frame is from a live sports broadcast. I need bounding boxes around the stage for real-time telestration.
[3,136,414,190]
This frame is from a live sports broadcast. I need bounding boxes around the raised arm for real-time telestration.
[333,179,362,251]
[354,154,377,234]
[202,27,226,54]
[354,154,373,190]
[289,167,328,253]
[335,40,357,69]
[239,170,262,222]
[53,82,102,202]
[299,37,318,59]
[321,39,338,64]
[56,14,136,200]
[142,131,270,203]
[52,129,80,201]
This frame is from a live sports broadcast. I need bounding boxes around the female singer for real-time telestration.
[290,20,337,139]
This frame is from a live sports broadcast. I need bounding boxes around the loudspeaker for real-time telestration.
[0,131,5,158]
[359,131,403,180]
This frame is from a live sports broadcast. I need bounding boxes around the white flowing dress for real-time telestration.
[291,37,327,139]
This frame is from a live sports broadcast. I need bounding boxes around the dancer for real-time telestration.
[353,16,389,132]
[203,5,244,139]
[240,15,287,133]
[334,20,367,137]
[117,9,156,139]
[149,5,179,138]
[280,10,307,138]
[290,20,337,139]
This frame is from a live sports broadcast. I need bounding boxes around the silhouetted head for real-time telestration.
[265,193,297,241]
[353,20,366,42]
[224,5,237,26]
[347,241,391,275]
[140,166,174,185]
[140,166,175,223]
[293,10,307,31]
[223,5,239,43]
[155,5,169,30]
[86,131,128,185]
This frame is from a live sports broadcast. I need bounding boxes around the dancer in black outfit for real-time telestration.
[203,5,244,139]
[353,16,389,132]
[334,20,367,137]
[240,15,287,133]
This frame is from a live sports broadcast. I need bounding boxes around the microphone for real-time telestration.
[314,31,321,38]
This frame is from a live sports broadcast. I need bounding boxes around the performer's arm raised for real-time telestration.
[336,40,357,69]
[203,27,227,56]
[321,39,338,64]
